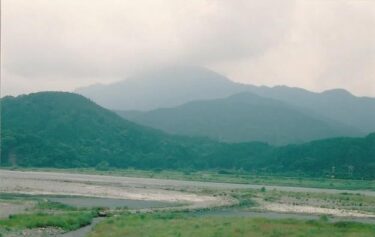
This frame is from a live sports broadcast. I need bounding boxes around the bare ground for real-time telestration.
[1,170,374,217]
[255,198,375,218]
[0,202,34,219]
[0,170,233,209]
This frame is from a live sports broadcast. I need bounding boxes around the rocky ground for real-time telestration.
[1,169,375,237]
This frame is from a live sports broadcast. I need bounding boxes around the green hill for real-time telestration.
[0,92,211,168]
[1,92,374,179]
[117,92,360,145]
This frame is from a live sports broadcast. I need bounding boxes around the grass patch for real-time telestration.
[88,212,375,237]
[0,211,95,231]
[35,200,78,211]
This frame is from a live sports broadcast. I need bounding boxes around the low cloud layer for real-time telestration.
[2,0,375,96]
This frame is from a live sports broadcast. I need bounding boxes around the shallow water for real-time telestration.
[48,196,174,209]
[52,197,175,237]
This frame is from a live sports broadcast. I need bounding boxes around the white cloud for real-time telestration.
[210,0,375,96]
[1,0,374,96]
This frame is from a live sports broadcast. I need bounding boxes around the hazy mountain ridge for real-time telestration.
[246,86,375,133]
[117,92,362,145]
[76,66,248,111]
[76,66,375,135]
[1,92,374,178]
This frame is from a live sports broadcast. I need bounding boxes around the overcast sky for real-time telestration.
[2,0,375,97]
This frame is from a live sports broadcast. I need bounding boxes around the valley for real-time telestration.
[1,90,374,236]
[3,1,375,236]
[2,92,375,179]
[1,169,375,236]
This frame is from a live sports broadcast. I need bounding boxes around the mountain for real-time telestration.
[76,66,247,111]
[117,92,361,145]
[1,92,374,179]
[76,66,375,134]
[246,86,375,134]
[0,92,214,168]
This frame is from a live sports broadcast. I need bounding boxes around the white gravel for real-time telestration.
[0,170,231,209]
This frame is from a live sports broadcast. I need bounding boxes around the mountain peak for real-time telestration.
[322,89,353,97]
[76,66,245,111]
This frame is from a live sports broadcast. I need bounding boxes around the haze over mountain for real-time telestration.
[246,86,375,134]
[4,1,375,98]
[76,66,247,111]
[77,66,375,134]
[1,92,374,178]
[118,92,361,145]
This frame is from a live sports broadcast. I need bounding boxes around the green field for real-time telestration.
[0,212,95,231]
[89,213,375,237]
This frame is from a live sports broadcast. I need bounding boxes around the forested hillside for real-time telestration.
[0,92,212,168]
[1,92,374,179]
[117,92,360,145]
[247,86,375,133]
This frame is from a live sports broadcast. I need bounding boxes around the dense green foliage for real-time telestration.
[272,135,375,178]
[1,92,207,168]
[118,92,360,145]
[89,213,375,237]
[1,92,374,178]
